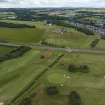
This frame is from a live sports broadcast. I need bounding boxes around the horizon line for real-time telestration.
[0,7,105,9]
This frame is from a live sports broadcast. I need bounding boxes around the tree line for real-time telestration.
[51,20,94,35]
[0,21,35,28]
[0,46,31,62]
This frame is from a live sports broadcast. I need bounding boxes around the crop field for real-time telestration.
[0,28,45,43]
[30,53,105,105]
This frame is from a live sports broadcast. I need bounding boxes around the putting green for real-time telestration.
[47,73,67,85]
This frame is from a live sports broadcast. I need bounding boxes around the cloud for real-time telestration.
[0,0,8,2]
[0,0,105,8]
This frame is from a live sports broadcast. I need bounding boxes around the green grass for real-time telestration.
[0,20,105,105]
[0,20,97,48]
[0,46,15,55]
[30,53,105,105]
[0,28,45,43]
[30,21,97,48]
[96,39,105,49]
[0,49,60,103]
[44,26,96,48]
[47,73,66,85]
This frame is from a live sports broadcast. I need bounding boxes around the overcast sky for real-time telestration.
[0,0,105,8]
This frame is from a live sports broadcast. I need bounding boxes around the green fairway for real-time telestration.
[47,73,66,85]
[30,53,105,105]
[0,28,45,43]
[0,49,60,104]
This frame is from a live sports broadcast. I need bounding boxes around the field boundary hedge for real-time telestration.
[0,46,31,62]
[0,21,35,28]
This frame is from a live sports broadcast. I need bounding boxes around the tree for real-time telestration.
[68,64,89,73]
[79,64,89,73]
[19,97,31,105]
[46,86,59,95]
[90,39,100,48]
[68,91,83,105]
[68,64,76,72]
[101,35,105,40]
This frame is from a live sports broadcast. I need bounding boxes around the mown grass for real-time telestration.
[30,53,105,105]
[0,28,45,43]
[0,49,60,103]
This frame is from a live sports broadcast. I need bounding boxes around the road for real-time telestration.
[1,42,105,55]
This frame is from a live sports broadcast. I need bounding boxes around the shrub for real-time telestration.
[46,86,59,95]
[0,46,31,62]
[68,64,76,72]
[79,64,89,73]
[68,91,83,105]
[90,39,100,48]
[101,35,105,40]
[68,64,89,73]
[19,97,32,105]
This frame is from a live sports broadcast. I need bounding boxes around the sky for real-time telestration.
[0,0,105,8]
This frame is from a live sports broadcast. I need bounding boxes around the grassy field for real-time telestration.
[0,46,15,55]
[0,49,60,104]
[0,20,98,48]
[33,21,98,48]
[0,28,45,43]
[44,25,96,48]
[96,39,105,49]
[30,53,105,105]
[0,19,105,105]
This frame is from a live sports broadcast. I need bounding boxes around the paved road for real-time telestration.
[1,42,105,55]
